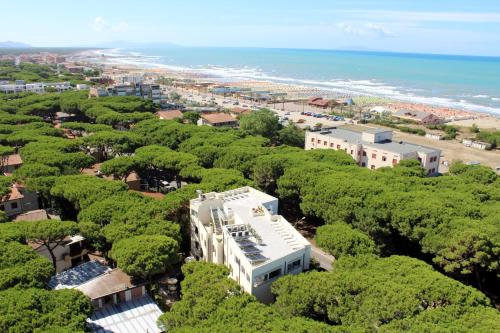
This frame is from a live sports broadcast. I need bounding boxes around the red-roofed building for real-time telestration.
[308,97,331,109]
[0,184,39,218]
[156,110,183,120]
[1,154,22,174]
[198,113,239,127]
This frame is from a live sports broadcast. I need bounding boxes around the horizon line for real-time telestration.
[2,43,500,59]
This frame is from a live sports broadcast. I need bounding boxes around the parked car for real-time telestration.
[233,101,240,105]
[297,119,306,123]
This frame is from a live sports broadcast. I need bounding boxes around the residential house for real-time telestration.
[198,113,239,127]
[48,261,164,333]
[305,126,441,175]
[29,234,88,272]
[156,110,184,120]
[0,184,39,218]
[190,186,311,303]
[1,154,22,175]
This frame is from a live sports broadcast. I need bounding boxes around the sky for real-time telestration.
[2,0,500,56]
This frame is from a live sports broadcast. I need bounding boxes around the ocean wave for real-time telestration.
[85,49,500,116]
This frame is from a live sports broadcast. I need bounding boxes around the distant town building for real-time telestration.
[392,110,444,125]
[305,126,441,175]
[190,187,311,303]
[197,112,239,127]
[0,81,71,94]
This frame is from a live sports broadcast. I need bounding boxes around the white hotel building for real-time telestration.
[305,126,441,175]
[190,187,311,303]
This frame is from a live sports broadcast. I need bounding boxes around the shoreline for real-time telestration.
[72,49,500,125]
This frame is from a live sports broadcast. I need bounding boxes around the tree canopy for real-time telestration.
[110,235,179,279]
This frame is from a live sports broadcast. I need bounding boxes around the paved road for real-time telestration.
[311,246,335,271]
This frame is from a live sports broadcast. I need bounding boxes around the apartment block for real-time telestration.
[190,187,311,303]
[0,81,70,94]
[99,83,162,104]
[305,126,441,175]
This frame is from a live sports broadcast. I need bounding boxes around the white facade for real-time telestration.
[305,127,441,175]
[0,81,71,94]
[190,187,311,303]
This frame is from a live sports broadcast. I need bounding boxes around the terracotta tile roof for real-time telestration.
[308,97,323,103]
[5,154,22,166]
[126,172,140,182]
[14,209,49,222]
[1,184,24,203]
[157,110,183,120]
[201,112,237,124]
[309,98,330,107]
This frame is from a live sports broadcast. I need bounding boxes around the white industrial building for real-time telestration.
[190,186,311,303]
[306,126,441,175]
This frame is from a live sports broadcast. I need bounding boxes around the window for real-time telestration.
[254,268,282,286]
[362,151,367,157]
[361,162,366,167]
[336,144,341,149]
[194,226,199,235]
[330,143,334,147]
[10,202,18,209]
[350,150,354,155]
[392,159,398,165]
[287,259,301,272]
[268,268,281,279]
[372,153,377,159]
[324,141,327,146]
[317,139,321,144]
[311,138,315,142]
[382,156,387,162]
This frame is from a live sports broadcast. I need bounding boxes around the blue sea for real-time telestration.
[92,47,500,115]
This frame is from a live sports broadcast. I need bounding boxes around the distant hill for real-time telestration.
[0,41,32,48]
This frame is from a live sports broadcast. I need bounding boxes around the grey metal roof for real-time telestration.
[319,128,439,155]
[87,295,163,333]
[48,261,110,290]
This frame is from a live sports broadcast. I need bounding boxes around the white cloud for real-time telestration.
[92,16,107,32]
[91,17,129,33]
[336,22,393,37]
